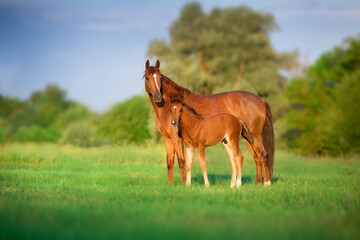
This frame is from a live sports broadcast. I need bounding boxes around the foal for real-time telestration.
[169,98,254,188]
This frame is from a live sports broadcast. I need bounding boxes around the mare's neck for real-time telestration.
[150,74,190,118]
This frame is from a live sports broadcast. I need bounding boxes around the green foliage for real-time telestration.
[54,103,97,129]
[0,144,359,239]
[1,85,97,144]
[98,95,151,144]
[283,36,360,154]
[60,122,105,148]
[147,105,162,143]
[10,126,61,143]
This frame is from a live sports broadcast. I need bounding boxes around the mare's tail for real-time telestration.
[239,120,254,144]
[262,99,274,179]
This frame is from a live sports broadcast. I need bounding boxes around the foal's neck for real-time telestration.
[181,107,204,130]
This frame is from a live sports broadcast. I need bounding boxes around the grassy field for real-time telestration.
[0,143,359,239]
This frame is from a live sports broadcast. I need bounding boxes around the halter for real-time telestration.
[177,103,185,125]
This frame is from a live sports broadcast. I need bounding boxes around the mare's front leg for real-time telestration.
[164,137,175,183]
[185,144,194,186]
[197,145,210,187]
[172,136,187,183]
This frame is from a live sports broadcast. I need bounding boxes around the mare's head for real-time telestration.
[169,96,184,127]
[144,60,163,103]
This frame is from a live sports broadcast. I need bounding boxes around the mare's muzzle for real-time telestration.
[153,92,162,103]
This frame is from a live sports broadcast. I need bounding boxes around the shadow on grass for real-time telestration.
[191,174,280,186]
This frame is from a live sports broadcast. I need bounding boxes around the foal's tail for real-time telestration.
[262,99,274,179]
[239,120,254,144]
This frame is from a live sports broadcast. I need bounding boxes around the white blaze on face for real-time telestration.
[153,73,160,92]
[173,106,176,109]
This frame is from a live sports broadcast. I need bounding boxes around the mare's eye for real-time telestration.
[146,77,149,80]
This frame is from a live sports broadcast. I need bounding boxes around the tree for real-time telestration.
[147,3,296,101]
[283,36,360,154]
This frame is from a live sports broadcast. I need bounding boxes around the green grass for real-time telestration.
[0,143,359,240]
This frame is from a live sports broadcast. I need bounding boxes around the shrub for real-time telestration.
[98,95,151,144]
[10,126,61,143]
[60,122,105,148]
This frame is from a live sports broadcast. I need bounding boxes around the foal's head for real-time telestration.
[144,60,163,103]
[169,97,183,127]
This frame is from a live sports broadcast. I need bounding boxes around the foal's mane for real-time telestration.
[183,103,201,117]
[171,98,201,117]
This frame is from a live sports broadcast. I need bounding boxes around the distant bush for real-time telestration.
[98,95,151,144]
[60,122,105,148]
[10,126,61,143]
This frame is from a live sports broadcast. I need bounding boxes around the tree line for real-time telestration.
[1,3,359,155]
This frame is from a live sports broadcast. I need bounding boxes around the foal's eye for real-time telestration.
[146,77,149,80]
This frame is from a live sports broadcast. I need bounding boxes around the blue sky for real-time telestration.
[0,0,359,112]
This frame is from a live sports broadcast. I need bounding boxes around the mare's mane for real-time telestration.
[144,66,191,99]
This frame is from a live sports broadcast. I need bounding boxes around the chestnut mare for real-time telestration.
[144,60,274,186]
[169,97,254,188]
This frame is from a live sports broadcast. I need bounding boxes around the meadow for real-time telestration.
[0,143,359,239]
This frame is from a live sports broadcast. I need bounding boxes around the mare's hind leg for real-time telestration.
[223,141,238,188]
[248,137,271,186]
[246,141,262,185]
[185,144,194,186]
[197,145,210,187]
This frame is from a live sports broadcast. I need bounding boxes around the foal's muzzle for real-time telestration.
[171,120,177,126]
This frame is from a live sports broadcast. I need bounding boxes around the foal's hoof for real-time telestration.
[230,183,236,188]
[236,179,242,188]
[264,181,271,187]
[205,183,210,188]
[186,181,191,187]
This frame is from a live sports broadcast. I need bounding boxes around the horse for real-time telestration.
[144,59,274,186]
[169,97,254,188]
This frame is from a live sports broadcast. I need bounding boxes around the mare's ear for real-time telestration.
[145,60,150,69]
[155,60,160,69]
[180,95,184,104]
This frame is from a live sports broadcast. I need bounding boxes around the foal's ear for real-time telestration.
[155,60,160,69]
[145,60,150,69]
[169,96,175,103]
[180,95,184,103]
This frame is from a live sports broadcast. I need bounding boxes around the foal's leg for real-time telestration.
[185,144,194,186]
[197,145,210,187]
[229,139,244,187]
[164,137,175,183]
[223,141,237,188]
